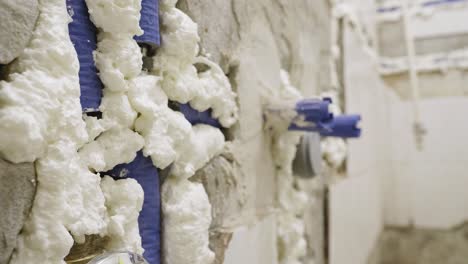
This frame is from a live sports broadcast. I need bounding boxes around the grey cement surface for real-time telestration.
[0,159,36,264]
[371,223,468,264]
[0,0,39,64]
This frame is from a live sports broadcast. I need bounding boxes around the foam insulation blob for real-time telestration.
[0,0,239,263]
[106,151,162,264]
[101,176,144,254]
[1,1,108,263]
[152,1,239,263]
[81,0,145,175]
[0,0,88,163]
[153,1,238,127]
[85,0,143,36]
[4,0,146,262]
[161,178,215,264]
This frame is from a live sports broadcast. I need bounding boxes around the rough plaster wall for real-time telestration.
[329,23,392,264]
[178,0,331,96]
[177,1,331,264]
[0,160,36,264]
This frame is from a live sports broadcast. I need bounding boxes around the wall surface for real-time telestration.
[364,0,468,230]
[224,216,278,264]
[329,24,392,264]
[385,96,468,228]
[328,2,468,264]
[377,3,468,99]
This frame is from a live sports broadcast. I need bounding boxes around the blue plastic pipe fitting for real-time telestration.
[318,114,362,138]
[296,98,334,123]
[288,98,333,131]
[284,98,362,138]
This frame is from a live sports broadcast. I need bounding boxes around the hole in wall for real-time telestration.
[85,111,103,120]
[167,100,180,111]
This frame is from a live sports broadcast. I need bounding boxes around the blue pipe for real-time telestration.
[106,152,161,264]
[67,0,103,112]
[178,104,221,128]
[135,0,161,50]
[283,98,361,138]
[290,114,361,138]
[69,1,161,261]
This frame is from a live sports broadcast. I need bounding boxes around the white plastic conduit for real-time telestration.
[401,0,426,150]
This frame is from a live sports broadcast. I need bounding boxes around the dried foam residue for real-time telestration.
[271,70,309,264]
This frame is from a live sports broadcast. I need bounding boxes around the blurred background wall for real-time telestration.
[332,1,468,263]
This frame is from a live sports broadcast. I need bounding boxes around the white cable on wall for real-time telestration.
[401,0,426,150]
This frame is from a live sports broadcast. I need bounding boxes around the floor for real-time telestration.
[372,222,468,264]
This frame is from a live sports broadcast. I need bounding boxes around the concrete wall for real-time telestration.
[329,24,392,264]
